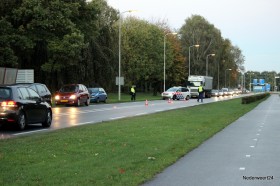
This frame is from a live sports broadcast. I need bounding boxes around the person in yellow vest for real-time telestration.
[130,85,136,101]
[197,83,204,102]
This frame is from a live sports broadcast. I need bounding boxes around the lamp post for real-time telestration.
[225,68,232,87]
[163,32,177,92]
[188,44,200,76]
[118,10,136,101]
[206,54,215,76]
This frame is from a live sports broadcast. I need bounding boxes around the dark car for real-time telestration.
[54,84,90,106]
[15,83,52,105]
[88,87,107,103]
[0,84,52,130]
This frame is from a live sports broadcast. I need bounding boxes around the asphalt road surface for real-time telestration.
[0,94,243,139]
[143,94,280,186]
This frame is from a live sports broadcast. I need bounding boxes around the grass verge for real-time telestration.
[0,98,262,185]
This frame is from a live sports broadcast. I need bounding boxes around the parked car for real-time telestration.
[0,84,52,130]
[211,89,219,97]
[88,87,107,103]
[161,86,190,100]
[54,84,90,106]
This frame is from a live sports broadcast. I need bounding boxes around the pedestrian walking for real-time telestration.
[197,84,204,102]
[130,85,136,101]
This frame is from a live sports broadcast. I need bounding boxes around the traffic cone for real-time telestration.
[145,99,148,106]
[168,98,171,103]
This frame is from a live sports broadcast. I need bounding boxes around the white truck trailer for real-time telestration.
[187,75,213,98]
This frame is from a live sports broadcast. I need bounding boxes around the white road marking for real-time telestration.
[13,129,49,136]
[110,116,126,120]
[135,113,147,116]
[239,167,246,170]
[246,155,251,158]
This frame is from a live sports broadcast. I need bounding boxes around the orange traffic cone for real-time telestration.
[145,99,148,106]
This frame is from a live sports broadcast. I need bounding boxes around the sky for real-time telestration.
[106,0,280,73]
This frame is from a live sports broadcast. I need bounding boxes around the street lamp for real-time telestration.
[118,10,137,101]
[163,32,177,91]
[188,44,200,76]
[206,53,215,76]
[225,68,232,87]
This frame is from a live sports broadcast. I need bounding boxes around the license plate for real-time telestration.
[60,100,68,103]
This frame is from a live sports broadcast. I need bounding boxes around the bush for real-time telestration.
[241,93,270,104]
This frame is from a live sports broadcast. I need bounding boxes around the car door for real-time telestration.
[25,88,46,123]
[182,87,191,99]
[99,88,105,101]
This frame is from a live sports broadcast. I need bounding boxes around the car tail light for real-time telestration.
[54,95,60,100]
[1,101,17,107]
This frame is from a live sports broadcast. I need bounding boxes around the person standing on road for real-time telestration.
[130,85,136,101]
[197,83,204,102]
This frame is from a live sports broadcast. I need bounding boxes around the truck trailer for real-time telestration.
[187,75,213,98]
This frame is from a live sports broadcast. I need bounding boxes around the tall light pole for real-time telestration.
[118,10,136,101]
[206,53,215,76]
[225,68,232,87]
[163,32,177,91]
[188,44,200,76]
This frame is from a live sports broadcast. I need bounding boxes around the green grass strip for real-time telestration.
[0,98,262,185]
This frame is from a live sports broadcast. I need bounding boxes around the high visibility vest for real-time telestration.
[131,87,135,93]
[198,86,203,92]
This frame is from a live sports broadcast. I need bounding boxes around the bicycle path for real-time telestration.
[143,94,280,186]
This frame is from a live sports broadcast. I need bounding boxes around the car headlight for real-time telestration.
[69,95,76,100]
[55,95,60,100]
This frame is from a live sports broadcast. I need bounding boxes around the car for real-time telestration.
[218,90,224,97]
[0,84,52,130]
[88,87,107,103]
[228,89,234,96]
[211,89,219,97]
[161,86,190,100]
[54,84,90,107]
[14,83,52,105]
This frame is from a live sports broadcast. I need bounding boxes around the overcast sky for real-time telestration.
[106,0,280,73]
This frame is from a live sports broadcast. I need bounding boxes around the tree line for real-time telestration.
[1,0,279,93]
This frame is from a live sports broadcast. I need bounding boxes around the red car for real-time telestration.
[54,84,90,107]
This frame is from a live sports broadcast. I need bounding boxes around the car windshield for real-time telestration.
[0,88,11,100]
[89,88,99,94]
[187,81,201,87]
[166,87,179,92]
[60,85,78,93]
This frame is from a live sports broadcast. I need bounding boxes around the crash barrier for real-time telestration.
[241,93,270,104]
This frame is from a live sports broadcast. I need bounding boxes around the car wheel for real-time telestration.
[85,98,90,106]
[42,109,52,128]
[76,99,81,107]
[104,98,107,103]
[17,111,26,130]
[172,95,176,100]
[185,95,190,100]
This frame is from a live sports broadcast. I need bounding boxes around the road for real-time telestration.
[0,95,243,139]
